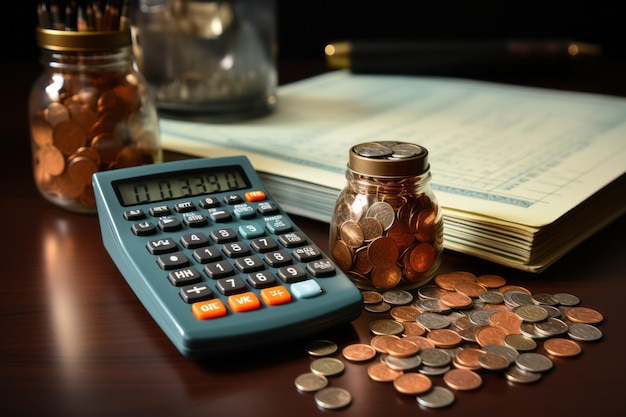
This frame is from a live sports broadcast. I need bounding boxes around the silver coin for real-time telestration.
[310,357,345,376]
[364,301,391,313]
[314,386,352,409]
[505,365,543,383]
[381,353,422,371]
[417,285,444,300]
[505,291,533,307]
[416,385,455,408]
[305,339,338,356]
[567,322,603,341]
[294,372,329,392]
[519,322,546,339]
[531,292,558,306]
[354,142,394,158]
[418,364,451,376]
[504,333,537,351]
[416,312,451,330]
[414,298,449,313]
[539,304,562,318]
[468,309,496,326]
[365,201,396,230]
[478,352,511,371]
[552,292,581,306]
[515,352,553,373]
[479,291,504,304]
[369,319,405,336]
[482,344,519,364]
[419,348,452,367]
[513,304,550,323]
[533,317,569,337]
[382,289,414,305]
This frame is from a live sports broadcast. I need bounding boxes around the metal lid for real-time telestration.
[348,141,429,177]
[36,28,131,52]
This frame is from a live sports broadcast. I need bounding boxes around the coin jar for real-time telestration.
[29,28,162,213]
[330,141,444,291]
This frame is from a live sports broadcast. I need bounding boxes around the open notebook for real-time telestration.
[159,70,626,272]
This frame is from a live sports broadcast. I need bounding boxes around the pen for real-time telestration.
[324,40,602,75]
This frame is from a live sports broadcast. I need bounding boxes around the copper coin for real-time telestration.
[36,145,65,176]
[440,291,473,309]
[402,336,436,351]
[408,242,435,272]
[393,372,433,395]
[443,368,482,391]
[390,305,420,322]
[565,306,604,324]
[401,321,427,337]
[362,291,383,304]
[455,280,488,298]
[489,310,523,335]
[114,146,148,168]
[44,102,70,126]
[414,207,438,242]
[339,220,365,248]
[332,240,354,271]
[371,265,402,289]
[53,119,87,155]
[91,133,123,164]
[498,284,531,295]
[543,338,582,357]
[358,216,384,241]
[367,362,403,382]
[384,337,420,358]
[342,343,377,362]
[370,334,401,353]
[353,247,374,275]
[426,328,462,348]
[386,222,416,251]
[67,155,99,186]
[475,274,507,288]
[475,325,507,347]
[368,236,399,268]
[454,347,486,369]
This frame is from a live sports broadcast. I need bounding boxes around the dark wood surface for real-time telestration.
[2,57,625,417]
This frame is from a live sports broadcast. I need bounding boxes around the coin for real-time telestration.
[475,325,507,347]
[342,343,377,362]
[515,352,553,373]
[543,338,582,357]
[331,240,354,271]
[475,274,507,288]
[567,322,603,341]
[310,357,345,376]
[416,385,455,408]
[426,329,462,348]
[366,201,396,230]
[53,119,87,155]
[371,265,403,289]
[294,372,328,392]
[305,340,338,357]
[565,306,604,324]
[443,368,482,391]
[314,387,352,409]
[358,216,384,241]
[367,236,399,268]
[384,337,420,358]
[390,305,420,322]
[478,352,511,371]
[367,361,403,382]
[369,319,405,336]
[361,291,383,304]
[393,372,432,395]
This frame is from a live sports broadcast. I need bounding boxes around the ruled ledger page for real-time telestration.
[161,70,626,228]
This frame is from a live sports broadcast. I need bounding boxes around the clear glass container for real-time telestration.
[133,0,277,118]
[330,141,444,291]
[29,28,162,213]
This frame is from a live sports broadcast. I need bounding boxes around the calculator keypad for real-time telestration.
[126,192,338,320]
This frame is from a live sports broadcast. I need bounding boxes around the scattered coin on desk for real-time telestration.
[294,270,605,409]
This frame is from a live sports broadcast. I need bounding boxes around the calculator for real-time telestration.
[92,156,363,358]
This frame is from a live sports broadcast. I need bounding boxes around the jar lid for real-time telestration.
[348,141,429,177]
[36,28,131,52]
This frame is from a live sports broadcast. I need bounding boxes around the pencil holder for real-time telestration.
[29,28,162,213]
[330,141,444,291]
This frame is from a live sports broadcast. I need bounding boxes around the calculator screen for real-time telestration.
[113,165,251,206]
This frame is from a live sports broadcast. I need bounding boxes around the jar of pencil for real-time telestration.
[30,1,162,213]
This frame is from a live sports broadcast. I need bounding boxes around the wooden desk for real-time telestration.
[2,59,625,417]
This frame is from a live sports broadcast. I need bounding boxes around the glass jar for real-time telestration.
[29,28,162,213]
[330,141,444,291]
[133,0,277,118]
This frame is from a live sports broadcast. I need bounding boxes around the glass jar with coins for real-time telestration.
[330,141,444,291]
[29,28,162,213]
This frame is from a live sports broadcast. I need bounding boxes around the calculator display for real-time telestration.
[113,165,250,206]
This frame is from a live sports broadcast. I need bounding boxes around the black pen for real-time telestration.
[324,39,602,75]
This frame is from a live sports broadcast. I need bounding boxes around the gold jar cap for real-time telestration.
[348,141,429,177]
[36,27,131,52]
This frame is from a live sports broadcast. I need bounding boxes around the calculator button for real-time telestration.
[175,201,196,213]
[222,241,252,258]
[192,298,227,320]
[183,213,209,227]
[193,247,222,263]
[306,258,337,277]
[238,222,265,239]
[290,280,322,299]
[124,209,145,220]
[210,228,238,243]
[257,201,279,215]
[260,285,292,306]
[199,196,220,209]
[233,205,256,219]
[147,237,177,255]
[180,283,213,304]
[224,194,244,205]
[264,250,293,267]
[250,236,279,253]
[131,221,156,236]
[168,267,202,286]
[277,265,307,283]
[158,217,182,232]
[234,256,264,273]
[216,276,247,295]
[278,232,308,248]
[293,245,323,262]
[180,232,210,249]
[264,216,292,234]
[204,260,235,279]
[228,291,261,312]
[157,252,190,270]
[150,205,171,216]
[246,271,278,289]
[244,190,266,202]
[208,209,232,223]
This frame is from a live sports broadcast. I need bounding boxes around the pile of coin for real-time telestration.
[30,72,161,211]
[294,270,605,410]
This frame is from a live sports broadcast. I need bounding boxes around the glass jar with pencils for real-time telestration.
[29,14,162,213]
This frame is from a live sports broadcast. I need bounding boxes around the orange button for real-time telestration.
[228,291,261,312]
[244,190,266,202]
[192,299,227,320]
[260,285,292,306]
